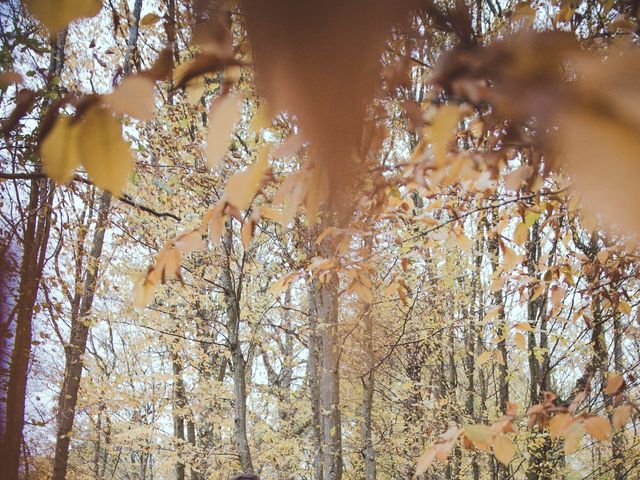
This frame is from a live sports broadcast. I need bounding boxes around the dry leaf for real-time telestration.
[205,93,241,169]
[0,71,23,88]
[612,405,631,430]
[562,421,584,455]
[548,413,572,439]
[493,434,516,466]
[584,416,611,441]
[225,146,270,210]
[605,374,624,395]
[103,75,155,121]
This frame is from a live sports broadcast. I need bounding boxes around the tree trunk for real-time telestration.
[307,281,324,480]
[53,191,111,480]
[360,300,376,480]
[172,347,186,480]
[0,30,66,479]
[222,221,254,473]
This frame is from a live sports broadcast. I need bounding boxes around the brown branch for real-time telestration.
[0,171,181,221]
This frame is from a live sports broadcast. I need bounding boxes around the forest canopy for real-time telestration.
[1,0,640,479]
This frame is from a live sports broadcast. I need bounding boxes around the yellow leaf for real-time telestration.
[562,421,584,455]
[493,434,516,466]
[513,222,528,246]
[476,350,493,367]
[25,0,102,34]
[78,107,133,196]
[548,413,572,439]
[524,210,541,227]
[103,75,155,121]
[618,300,632,315]
[430,104,459,166]
[514,332,526,350]
[133,273,157,308]
[612,405,631,430]
[41,116,81,184]
[225,146,270,210]
[205,93,241,169]
[605,374,624,395]
[140,12,161,26]
[465,424,494,451]
[495,349,505,366]
[584,416,611,441]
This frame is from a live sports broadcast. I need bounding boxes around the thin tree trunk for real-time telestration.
[360,300,376,480]
[53,191,111,480]
[611,312,626,480]
[307,281,324,480]
[172,347,186,480]
[318,269,342,480]
[222,222,254,473]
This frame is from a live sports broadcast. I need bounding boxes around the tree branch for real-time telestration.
[0,171,181,221]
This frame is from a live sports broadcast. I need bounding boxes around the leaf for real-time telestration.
[584,416,611,441]
[173,230,204,253]
[618,300,632,315]
[431,105,459,165]
[605,374,624,395]
[502,245,520,271]
[78,107,133,196]
[225,146,269,210]
[465,424,494,448]
[415,448,436,477]
[524,210,541,227]
[495,349,505,366]
[493,434,516,466]
[515,322,534,332]
[612,405,631,430]
[563,421,584,454]
[0,71,23,88]
[550,286,566,308]
[103,75,155,121]
[514,332,526,350]
[513,222,528,246]
[205,93,241,169]
[456,233,473,252]
[25,0,102,34]
[41,116,81,184]
[133,273,158,308]
[548,413,572,439]
[476,350,493,367]
[140,12,161,26]
[504,165,532,191]
[241,217,255,249]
